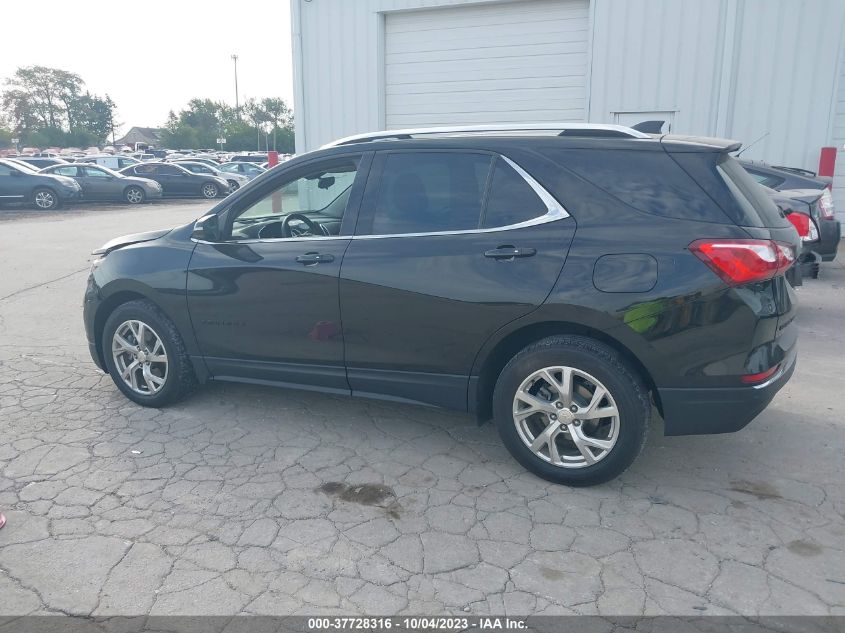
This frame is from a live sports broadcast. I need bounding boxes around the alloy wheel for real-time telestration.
[34,190,56,209]
[111,320,168,395]
[512,366,619,468]
[202,184,218,198]
[126,187,144,204]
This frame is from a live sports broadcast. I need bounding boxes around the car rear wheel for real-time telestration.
[124,186,145,204]
[201,182,219,198]
[33,188,60,211]
[492,335,649,486]
[102,299,196,407]
[227,179,239,191]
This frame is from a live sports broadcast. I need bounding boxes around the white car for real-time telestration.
[78,155,141,171]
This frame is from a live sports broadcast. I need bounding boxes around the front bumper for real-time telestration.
[83,271,105,371]
[59,189,83,203]
[658,344,797,436]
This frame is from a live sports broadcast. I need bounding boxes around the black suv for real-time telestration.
[83,125,798,485]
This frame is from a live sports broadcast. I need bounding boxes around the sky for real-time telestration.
[0,1,295,135]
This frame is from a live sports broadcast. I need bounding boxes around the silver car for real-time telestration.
[173,161,249,193]
[41,164,162,204]
[218,161,267,181]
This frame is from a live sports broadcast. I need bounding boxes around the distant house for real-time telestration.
[114,127,164,149]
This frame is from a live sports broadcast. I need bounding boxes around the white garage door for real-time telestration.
[384,0,589,129]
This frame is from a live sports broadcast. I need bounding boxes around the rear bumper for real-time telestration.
[817,219,840,261]
[659,345,796,436]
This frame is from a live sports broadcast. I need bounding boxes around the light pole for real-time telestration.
[231,54,240,116]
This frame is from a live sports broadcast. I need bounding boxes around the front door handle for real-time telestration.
[296,252,335,265]
[484,246,537,260]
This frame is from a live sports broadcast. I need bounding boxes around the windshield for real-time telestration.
[10,160,39,173]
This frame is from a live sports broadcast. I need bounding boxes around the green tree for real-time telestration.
[160,97,294,152]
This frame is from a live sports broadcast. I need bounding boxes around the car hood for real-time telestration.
[92,227,173,256]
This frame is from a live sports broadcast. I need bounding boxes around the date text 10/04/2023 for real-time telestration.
[307,617,528,630]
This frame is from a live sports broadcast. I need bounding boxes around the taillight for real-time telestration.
[818,188,835,220]
[786,212,810,237]
[689,239,795,285]
[741,364,780,384]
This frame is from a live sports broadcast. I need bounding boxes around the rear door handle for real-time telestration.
[484,246,537,260]
[296,252,335,265]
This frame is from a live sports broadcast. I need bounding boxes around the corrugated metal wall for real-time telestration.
[293,0,845,177]
[833,38,845,214]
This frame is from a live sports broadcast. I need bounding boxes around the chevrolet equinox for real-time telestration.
[83,124,798,486]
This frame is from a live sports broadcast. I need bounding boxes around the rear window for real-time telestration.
[717,156,789,228]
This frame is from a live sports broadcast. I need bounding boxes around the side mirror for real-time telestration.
[192,214,220,242]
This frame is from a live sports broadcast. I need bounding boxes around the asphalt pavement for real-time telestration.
[0,201,843,617]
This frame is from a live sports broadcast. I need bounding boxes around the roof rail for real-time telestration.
[322,123,650,148]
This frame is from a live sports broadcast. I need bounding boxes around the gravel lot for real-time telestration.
[0,201,843,617]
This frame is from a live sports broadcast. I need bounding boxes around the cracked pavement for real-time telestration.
[0,202,844,617]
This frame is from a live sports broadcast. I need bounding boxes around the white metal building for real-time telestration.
[291,0,845,209]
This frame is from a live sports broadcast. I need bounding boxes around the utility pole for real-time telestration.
[231,54,240,116]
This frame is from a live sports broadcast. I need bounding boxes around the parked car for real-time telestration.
[174,161,248,192]
[0,158,82,210]
[740,160,832,191]
[229,153,266,164]
[119,162,228,198]
[11,156,69,169]
[79,155,142,171]
[776,188,840,276]
[40,163,162,204]
[84,124,799,486]
[218,161,266,181]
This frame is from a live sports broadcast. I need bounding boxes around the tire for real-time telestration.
[32,188,60,211]
[102,299,196,407]
[227,179,239,191]
[201,182,219,199]
[492,335,650,486]
[124,186,146,204]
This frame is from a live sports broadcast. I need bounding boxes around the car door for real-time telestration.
[187,152,370,392]
[78,165,114,199]
[339,149,576,410]
[0,163,30,201]
[154,164,190,195]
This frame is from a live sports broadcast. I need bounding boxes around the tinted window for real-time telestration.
[134,165,156,175]
[157,165,183,175]
[743,167,784,190]
[481,159,547,228]
[53,166,79,177]
[0,164,13,176]
[540,148,731,224]
[369,152,492,235]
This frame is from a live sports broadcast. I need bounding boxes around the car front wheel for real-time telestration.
[493,335,649,486]
[201,182,219,198]
[124,186,146,204]
[102,299,196,407]
[33,188,60,210]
